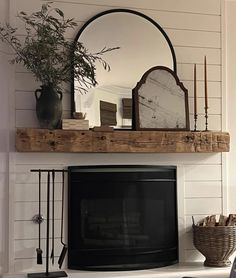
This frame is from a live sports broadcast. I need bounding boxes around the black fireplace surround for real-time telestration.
[68,165,178,270]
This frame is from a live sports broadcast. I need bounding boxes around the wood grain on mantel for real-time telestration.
[15,128,230,153]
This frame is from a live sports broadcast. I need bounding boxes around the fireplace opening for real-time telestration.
[68,165,178,270]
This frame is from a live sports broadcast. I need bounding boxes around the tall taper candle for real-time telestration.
[204,56,208,108]
[194,64,197,115]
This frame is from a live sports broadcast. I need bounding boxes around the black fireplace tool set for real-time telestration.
[28,169,68,278]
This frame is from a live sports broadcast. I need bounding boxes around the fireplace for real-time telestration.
[68,165,178,270]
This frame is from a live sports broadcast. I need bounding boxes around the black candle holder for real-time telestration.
[204,106,209,131]
[194,113,198,132]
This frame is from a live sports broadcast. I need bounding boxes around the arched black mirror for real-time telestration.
[71,9,176,129]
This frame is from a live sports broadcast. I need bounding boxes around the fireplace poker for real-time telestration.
[36,169,43,265]
[45,171,50,275]
[58,170,68,269]
[50,170,55,265]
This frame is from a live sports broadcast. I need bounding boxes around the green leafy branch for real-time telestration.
[0,2,119,92]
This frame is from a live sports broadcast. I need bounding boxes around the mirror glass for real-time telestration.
[73,9,176,129]
[133,66,190,131]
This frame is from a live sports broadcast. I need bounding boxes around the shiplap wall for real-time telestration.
[0,0,12,275]
[9,0,225,273]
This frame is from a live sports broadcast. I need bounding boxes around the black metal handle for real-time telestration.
[50,170,55,265]
[57,91,63,101]
[46,171,50,276]
[36,169,43,265]
[58,170,68,268]
[58,246,67,269]
[35,88,42,100]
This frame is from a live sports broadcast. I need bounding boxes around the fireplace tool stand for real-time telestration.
[28,169,68,278]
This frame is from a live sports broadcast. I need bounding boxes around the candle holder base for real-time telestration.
[204,106,209,132]
[194,113,198,132]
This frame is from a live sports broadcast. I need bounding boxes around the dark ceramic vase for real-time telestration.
[35,84,63,129]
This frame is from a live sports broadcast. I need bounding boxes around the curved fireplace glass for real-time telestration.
[68,165,178,270]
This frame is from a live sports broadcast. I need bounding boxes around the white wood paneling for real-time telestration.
[14,165,67,184]
[185,181,222,198]
[178,64,221,82]
[15,91,71,111]
[14,5,221,35]
[15,110,39,128]
[189,97,221,115]
[167,29,221,48]
[14,0,221,16]
[184,165,222,181]
[15,92,36,111]
[15,73,40,92]
[118,153,206,166]
[14,238,61,259]
[184,81,221,98]
[46,0,222,16]
[15,201,62,221]
[189,114,221,131]
[16,153,221,168]
[185,198,222,215]
[143,10,220,32]
[184,250,205,262]
[15,152,222,166]
[14,220,61,240]
[14,182,62,202]
[182,231,195,250]
[15,110,70,128]
[175,47,221,65]
[14,258,64,273]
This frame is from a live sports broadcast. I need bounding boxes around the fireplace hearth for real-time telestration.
[68,165,178,270]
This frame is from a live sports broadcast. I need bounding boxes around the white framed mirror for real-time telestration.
[71,9,177,129]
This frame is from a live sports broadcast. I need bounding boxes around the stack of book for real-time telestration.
[62,119,89,130]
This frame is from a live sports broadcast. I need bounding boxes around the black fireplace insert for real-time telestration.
[68,165,178,270]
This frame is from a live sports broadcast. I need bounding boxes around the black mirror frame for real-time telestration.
[70,8,177,118]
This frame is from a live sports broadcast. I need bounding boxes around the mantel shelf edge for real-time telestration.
[15,128,230,153]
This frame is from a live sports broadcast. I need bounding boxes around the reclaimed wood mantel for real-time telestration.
[15,128,230,153]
